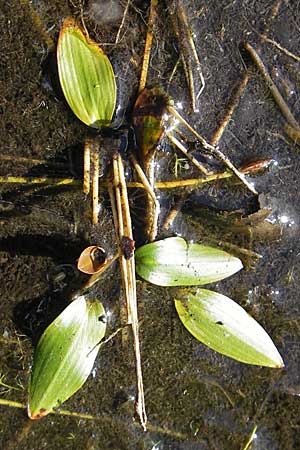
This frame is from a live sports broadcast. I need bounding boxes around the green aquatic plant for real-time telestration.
[135,237,283,368]
[28,296,106,419]
[57,16,116,128]
[27,13,283,426]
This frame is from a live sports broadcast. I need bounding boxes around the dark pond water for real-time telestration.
[1,1,300,449]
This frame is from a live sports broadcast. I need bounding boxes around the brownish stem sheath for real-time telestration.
[111,153,147,431]
[130,153,159,241]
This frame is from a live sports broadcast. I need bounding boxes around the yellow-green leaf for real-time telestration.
[28,296,106,419]
[175,288,284,368]
[135,237,243,286]
[57,17,116,128]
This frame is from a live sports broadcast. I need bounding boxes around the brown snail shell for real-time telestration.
[77,246,107,274]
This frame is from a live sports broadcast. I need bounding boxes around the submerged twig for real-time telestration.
[258,34,300,63]
[115,0,131,44]
[167,105,258,195]
[244,42,300,131]
[168,0,205,111]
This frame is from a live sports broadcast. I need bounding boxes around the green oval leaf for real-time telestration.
[28,296,106,419]
[135,237,243,286]
[175,288,284,368]
[57,17,116,128]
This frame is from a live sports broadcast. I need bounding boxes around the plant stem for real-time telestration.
[111,153,147,431]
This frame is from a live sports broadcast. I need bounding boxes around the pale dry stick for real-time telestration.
[112,154,147,431]
[83,139,91,195]
[168,0,205,111]
[0,159,267,192]
[117,154,147,430]
[115,0,131,44]
[244,42,300,131]
[139,0,158,93]
[91,147,100,224]
[167,105,258,195]
[107,177,131,345]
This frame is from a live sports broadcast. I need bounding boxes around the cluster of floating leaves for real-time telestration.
[28,17,283,421]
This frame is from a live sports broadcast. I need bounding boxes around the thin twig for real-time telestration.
[115,0,131,44]
[168,0,205,111]
[167,105,258,195]
[166,131,210,175]
[211,74,250,146]
[139,0,158,93]
[258,34,300,63]
[244,42,300,131]
[242,425,258,450]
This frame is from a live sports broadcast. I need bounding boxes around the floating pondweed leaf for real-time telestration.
[135,237,243,286]
[175,288,284,368]
[28,296,106,419]
[57,17,116,128]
